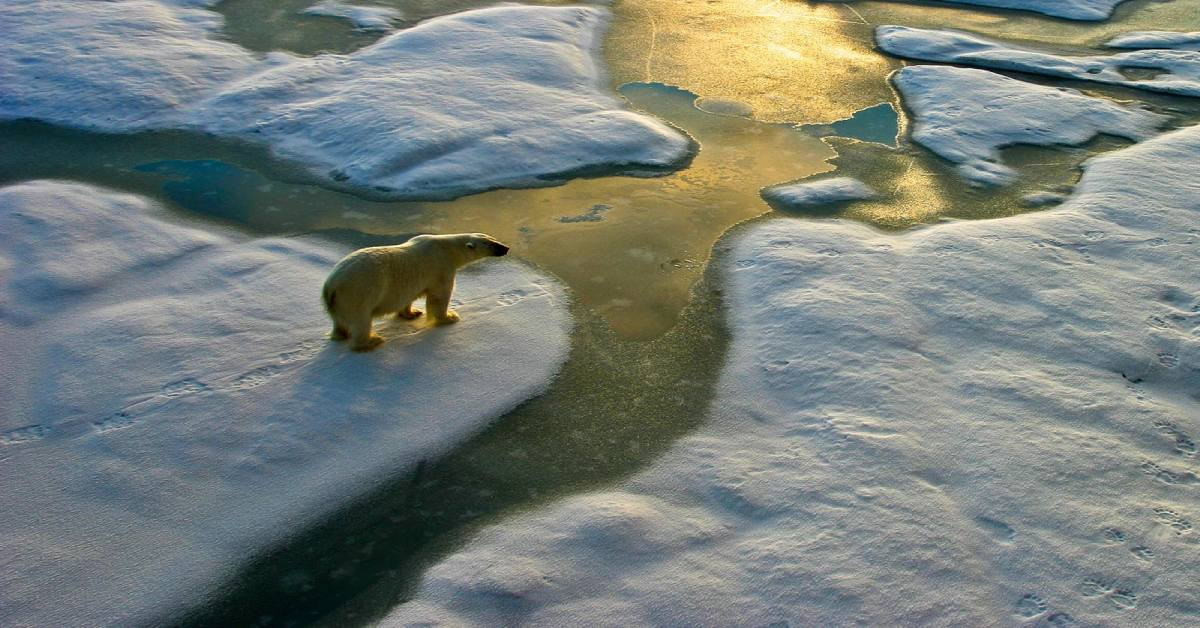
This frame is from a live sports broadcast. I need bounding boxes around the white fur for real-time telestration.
[322,233,508,350]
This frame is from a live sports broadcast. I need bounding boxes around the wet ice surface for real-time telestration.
[877,25,1200,98]
[301,1,403,31]
[893,64,1165,186]
[2,3,692,199]
[391,117,1200,628]
[0,181,571,626]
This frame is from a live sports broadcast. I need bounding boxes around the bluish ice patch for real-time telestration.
[135,159,260,222]
[802,103,900,147]
[558,203,613,223]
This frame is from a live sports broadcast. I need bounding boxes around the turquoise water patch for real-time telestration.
[801,103,900,147]
[135,159,262,223]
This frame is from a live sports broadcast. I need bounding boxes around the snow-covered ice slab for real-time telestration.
[194,5,693,200]
[1108,31,1200,51]
[0,2,692,199]
[893,65,1164,186]
[836,0,1129,20]
[877,25,1200,98]
[302,1,403,31]
[761,177,877,211]
[389,125,1200,625]
[0,0,256,130]
[0,181,571,626]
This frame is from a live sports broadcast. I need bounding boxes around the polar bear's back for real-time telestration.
[322,238,445,315]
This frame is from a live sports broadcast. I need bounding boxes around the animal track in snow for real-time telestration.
[1109,590,1138,610]
[0,424,50,446]
[496,287,537,306]
[1140,459,1198,485]
[1077,579,1137,609]
[93,412,136,433]
[1044,611,1076,627]
[1102,528,1127,544]
[1153,506,1193,534]
[230,364,284,391]
[1154,421,1197,457]
[160,378,209,398]
[1016,593,1048,617]
[1130,546,1155,561]
[1158,352,1180,368]
[1079,578,1113,598]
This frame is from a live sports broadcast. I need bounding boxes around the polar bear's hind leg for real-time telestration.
[347,315,384,351]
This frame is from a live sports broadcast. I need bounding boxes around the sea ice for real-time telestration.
[302,1,403,31]
[1108,31,1200,51]
[0,2,692,199]
[761,177,877,211]
[194,5,693,200]
[0,181,572,626]
[0,0,255,130]
[833,0,1130,20]
[892,65,1165,186]
[389,123,1200,625]
[876,25,1200,98]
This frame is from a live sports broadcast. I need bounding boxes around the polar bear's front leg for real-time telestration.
[426,278,460,325]
[395,303,423,320]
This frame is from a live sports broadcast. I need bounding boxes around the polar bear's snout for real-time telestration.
[493,242,510,256]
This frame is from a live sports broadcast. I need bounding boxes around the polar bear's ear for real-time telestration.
[466,242,476,249]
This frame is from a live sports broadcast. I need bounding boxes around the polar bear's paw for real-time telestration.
[396,307,423,320]
[434,310,461,325]
[351,334,385,352]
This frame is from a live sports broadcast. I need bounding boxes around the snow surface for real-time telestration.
[0,181,572,626]
[1108,31,1200,51]
[0,2,692,199]
[302,1,403,31]
[877,25,1200,98]
[834,0,1129,20]
[893,65,1165,186]
[389,125,1200,625]
[194,5,692,200]
[0,0,255,130]
[761,177,877,211]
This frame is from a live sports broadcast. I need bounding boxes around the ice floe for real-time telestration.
[836,0,1130,20]
[876,25,1200,98]
[0,3,692,199]
[0,181,572,626]
[301,1,403,31]
[1108,31,1200,52]
[0,0,255,130]
[761,177,877,211]
[194,5,692,199]
[893,65,1165,186]
[389,123,1200,626]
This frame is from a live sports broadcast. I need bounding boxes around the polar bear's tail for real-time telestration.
[322,285,337,314]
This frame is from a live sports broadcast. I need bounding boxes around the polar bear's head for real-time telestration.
[432,232,510,266]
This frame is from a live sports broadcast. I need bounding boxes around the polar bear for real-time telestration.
[322,233,510,351]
